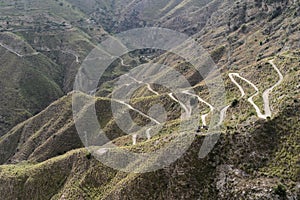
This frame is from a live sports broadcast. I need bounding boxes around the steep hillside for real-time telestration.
[0,31,64,137]
[0,99,299,199]
[0,0,104,135]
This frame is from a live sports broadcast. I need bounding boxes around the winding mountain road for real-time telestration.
[228,59,283,119]
[112,98,160,145]
[146,128,152,140]
[95,59,283,145]
[132,128,152,145]
[124,74,194,122]
[61,50,79,63]
[0,42,39,57]
[218,105,230,126]
[125,74,194,122]
[168,93,192,120]
[113,99,162,125]
[182,90,214,126]
[124,74,159,95]
[119,57,131,67]
[262,60,284,117]
[113,97,160,146]
[132,134,137,145]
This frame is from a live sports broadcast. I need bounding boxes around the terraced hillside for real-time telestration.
[0,0,299,199]
[0,0,104,136]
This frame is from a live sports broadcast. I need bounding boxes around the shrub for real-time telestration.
[240,24,247,33]
[249,111,255,116]
[211,45,226,63]
[273,184,287,197]
[231,99,239,107]
[86,152,92,160]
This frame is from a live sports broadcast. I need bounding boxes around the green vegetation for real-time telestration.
[274,184,287,197]
[210,45,226,63]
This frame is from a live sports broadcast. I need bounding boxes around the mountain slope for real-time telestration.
[0,31,64,137]
[0,0,104,136]
[0,98,298,199]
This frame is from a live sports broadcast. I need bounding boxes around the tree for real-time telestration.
[231,99,239,107]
